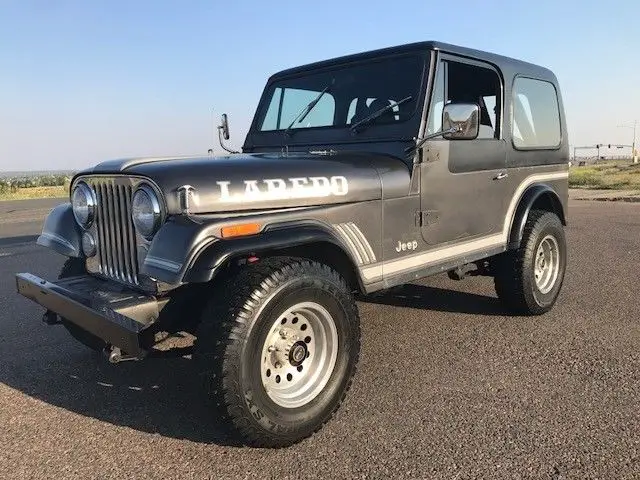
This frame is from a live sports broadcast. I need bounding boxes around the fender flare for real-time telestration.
[36,203,82,257]
[508,184,566,250]
[185,224,363,285]
[142,219,365,289]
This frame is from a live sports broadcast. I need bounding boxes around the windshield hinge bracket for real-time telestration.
[415,210,440,227]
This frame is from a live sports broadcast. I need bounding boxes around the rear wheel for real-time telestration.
[58,257,106,351]
[194,257,360,447]
[494,210,567,315]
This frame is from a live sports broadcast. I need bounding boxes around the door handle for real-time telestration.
[493,171,509,180]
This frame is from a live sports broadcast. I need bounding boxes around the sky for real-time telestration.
[1,0,639,171]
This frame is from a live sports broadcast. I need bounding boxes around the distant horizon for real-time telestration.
[0,169,76,178]
[1,151,636,175]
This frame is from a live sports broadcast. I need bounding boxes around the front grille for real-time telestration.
[87,178,139,285]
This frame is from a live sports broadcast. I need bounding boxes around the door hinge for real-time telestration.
[415,210,440,227]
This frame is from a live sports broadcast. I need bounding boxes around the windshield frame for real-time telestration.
[243,50,429,151]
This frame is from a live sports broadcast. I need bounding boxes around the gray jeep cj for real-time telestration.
[16,41,569,447]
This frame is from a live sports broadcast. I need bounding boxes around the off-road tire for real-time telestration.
[194,256,360,448]
[494,210,567,315]
[58,257,107,351]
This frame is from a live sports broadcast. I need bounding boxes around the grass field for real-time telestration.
[1,162,638,201]
[569,161,640,190]
[0,185,67,201]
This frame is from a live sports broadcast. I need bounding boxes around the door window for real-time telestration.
[446,61,501,139]
[426,60,501,139]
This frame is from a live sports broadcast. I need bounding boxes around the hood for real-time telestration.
[82,152,406,214]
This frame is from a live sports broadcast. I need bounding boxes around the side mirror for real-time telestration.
[215,112,239,154]
[219,113,230,140]
[442,103,479,140]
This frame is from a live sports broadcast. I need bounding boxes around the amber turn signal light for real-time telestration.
[220,222,261,238]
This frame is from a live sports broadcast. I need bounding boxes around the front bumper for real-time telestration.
[15,273,164,356]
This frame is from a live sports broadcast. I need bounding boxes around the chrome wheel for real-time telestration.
[534,234,560,294]
[260,301,338,408]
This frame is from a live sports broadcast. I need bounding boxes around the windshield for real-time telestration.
[256,55,424,133]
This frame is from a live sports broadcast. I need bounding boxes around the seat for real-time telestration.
[477,97,496,139]
[350,98,397,126]
[365,98,397,124]
[350,100,369,124]
[452,92,495,139]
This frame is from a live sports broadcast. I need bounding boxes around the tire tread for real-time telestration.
[494,210,564,315]
[194,256,360,447]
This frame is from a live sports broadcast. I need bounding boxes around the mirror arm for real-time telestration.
[406,126,458,152]
[218,126,240,154]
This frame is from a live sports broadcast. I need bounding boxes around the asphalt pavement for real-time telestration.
[0,198,639,479]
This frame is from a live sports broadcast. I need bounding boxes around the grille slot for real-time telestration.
[90,179,139,285]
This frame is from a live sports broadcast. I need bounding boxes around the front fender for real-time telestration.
[141,218,361,287]
[36,203,82,257]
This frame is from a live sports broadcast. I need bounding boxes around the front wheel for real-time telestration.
[494,210,567,315]
[194,257,360,447]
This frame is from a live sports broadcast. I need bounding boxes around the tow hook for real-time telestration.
[103,345,141,364]
[42,310,61,325]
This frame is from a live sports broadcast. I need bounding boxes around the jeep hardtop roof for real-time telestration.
[270,41,557,84]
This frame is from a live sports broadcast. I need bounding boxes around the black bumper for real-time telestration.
[16,273,163,356]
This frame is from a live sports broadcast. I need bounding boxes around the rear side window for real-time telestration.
[512,77,561,149]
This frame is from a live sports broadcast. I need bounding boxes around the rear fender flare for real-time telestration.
[508,184,566,250]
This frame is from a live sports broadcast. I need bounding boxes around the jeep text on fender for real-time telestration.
[16,41,569,448]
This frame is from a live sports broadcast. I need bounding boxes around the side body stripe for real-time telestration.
[360,171,568,281]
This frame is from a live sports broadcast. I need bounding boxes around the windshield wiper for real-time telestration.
[283,84,331,137]
[350,96,412,133]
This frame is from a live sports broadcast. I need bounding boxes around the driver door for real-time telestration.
[420,55,508,246]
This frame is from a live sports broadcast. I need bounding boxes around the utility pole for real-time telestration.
[618,120,638,163]
[634,120,637,164]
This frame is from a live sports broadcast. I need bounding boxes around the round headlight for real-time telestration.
[71,182,95,228]
[132,185,162,239]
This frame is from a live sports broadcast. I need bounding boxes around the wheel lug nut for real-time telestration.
[268,345,277,353]
[279,329,288,338]
[275,361,282,369]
